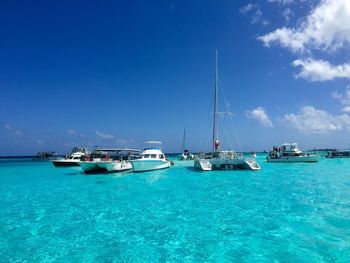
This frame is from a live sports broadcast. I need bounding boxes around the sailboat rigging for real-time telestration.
[194,50,260,171]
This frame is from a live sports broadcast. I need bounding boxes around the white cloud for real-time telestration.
[67,129,76,135]
[240,4,269,26]
[115,139,136,146]
[95,130,114,139]
[268,0,295,4]
[282,106,350,133]
[282,8,293,22]
[246,107,273,127]
[239,3,257,14]
[36,139,45,144]
[14,130,24,136]
[332,86,350,112]
[259,0,350,53]
[3,124,24,136]
[292,58,350,81]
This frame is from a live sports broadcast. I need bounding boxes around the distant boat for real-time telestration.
[194,50,260,171]
[266,143,318,163]
[250,152,257,158]
[36,151,57,160]
[179,128,194,160]
[52,147,87,167]
[326,149,350,158]
[130,141,171,172]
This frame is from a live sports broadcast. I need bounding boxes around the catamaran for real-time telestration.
[194,50,260,171]
[79,148,140,173]
[97,149,140,172]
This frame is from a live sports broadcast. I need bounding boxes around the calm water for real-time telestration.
[1,155,350,262]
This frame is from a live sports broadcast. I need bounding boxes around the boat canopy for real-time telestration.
[145,141,162,144]
[94,148,140,153]
[144,141,162,150]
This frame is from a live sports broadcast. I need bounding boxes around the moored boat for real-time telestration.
[130,141,171,172]
[326,149,350,158]
[266,143,318,163]
[194,50,260,171]
[97,149,140,172]
[79,149,107,173]
[179,128,194,160]
[52,147,87,167]
[79,148,140,174]
[179,149,195,161]
[195,150,260,171]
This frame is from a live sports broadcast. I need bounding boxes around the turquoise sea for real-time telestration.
[1,155,350,262]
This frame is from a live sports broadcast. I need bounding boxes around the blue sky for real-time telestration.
[1,0,350,155]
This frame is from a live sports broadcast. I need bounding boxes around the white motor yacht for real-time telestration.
[130,141,171,172]
[266,143,318,163]
[52,147,88,167]
[194,50,260,171]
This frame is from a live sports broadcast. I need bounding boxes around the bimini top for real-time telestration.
[144,141,162,150]
[94,148,140,153]
[145,141,162,144]
[282,143,298,147]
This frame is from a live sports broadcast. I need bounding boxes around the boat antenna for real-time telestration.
[212,49,219,151]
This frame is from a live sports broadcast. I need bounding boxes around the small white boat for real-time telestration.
[179,128,194,160]
[130,141,171,172]
[52,147,88,167]
[266,143,318,163]
[179,150,195,161]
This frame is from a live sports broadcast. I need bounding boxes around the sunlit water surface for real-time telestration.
[1,155,350,261]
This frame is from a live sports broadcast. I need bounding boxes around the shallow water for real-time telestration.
[0,155,350,262]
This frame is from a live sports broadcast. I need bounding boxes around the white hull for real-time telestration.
[267,155,318,163]
[79,161,106,173]
[130,159,171,172]
[52,159,81,167]
[98,161,133,172]
[179,154,194,161]
[194,158,260,171]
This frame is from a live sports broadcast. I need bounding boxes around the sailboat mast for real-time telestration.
[212,49,218,151]
[182,127,186,152]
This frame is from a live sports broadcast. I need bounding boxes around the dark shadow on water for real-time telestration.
[186,167,202,172]
[65,172,83,176]
[95,180,106,184]
[185,166,260,174]
[83,169,108,175]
